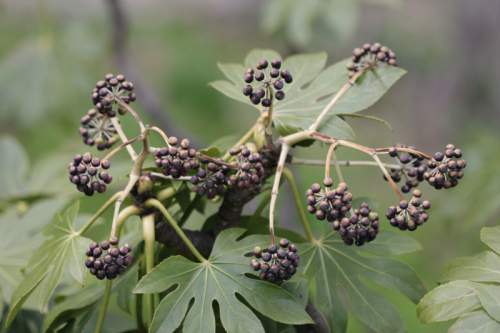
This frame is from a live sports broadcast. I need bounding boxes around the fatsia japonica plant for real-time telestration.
[5,44,467,333]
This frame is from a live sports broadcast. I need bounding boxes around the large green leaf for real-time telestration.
[417,281,483,323]
[448,311,500,333]
[0,198,64,305]
[481,226,500,254]
[438,252,500,283]
[42,262,139,333]
[478,285,500,322]
[210,49,405,139]
[134,228,312,333]
[6,201,92,327]
[299,227,424,332]
[0,136,71,205]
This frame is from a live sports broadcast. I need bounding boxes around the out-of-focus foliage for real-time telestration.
[261,0,400,48]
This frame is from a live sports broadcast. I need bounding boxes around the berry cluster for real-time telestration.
[154,138,198,179]
[79,109,118,150]
[190,145,265,198]
[227,146,265,188]
[305,180,353,222]
[190,159,228,199]
[333,203,380,246]
[91,74,136,117]
[84,237,132,280]
[424,144,466,189]
[384,143,427,193]
[68,153,112,196]
[346,43,398,78]
[242,59,292,107]
[250,239,299,286]
[386,189,430,231]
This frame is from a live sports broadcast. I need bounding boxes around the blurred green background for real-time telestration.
[0,0,499,332]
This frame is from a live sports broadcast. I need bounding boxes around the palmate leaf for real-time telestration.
[0,198,65,305]
[0,136,71,206]
[6,201,92,327]
[438,252,500,283]
[209,49,405,139]
[417,280,483,323]
[134,228,312,333]
[299,226,425,333]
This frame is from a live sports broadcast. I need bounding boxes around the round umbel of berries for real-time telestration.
[68,152,112,196]
[227,145,265,189]
[383,143,426,193]
[332,203,379,246]
[424,144,466,190]
[79,109,118,150]
[92,74,136,117]
[346,43,398,78]
[305,180,353,223]
[190,158,227,200]
[242,59,292,107]
[85,237,133,280]
[386,189,431,231]
[250,238,299,286]
[155,137,198,179]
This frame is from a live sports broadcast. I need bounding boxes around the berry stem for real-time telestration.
[110,117,137,160]
[101,134,143,163]
[199,153,239,169]
[325,142,340,186]
[115,96,146,132]
[290,157,402,169]
[372,154,404,201]
[308,70,365,132]
[246,177,286,230]
[222,123,258,162]
[375,147,432,160]
[269,143,291,245]
[282,167,316,243]
[141,213,156,329]
[147,125,170,146]
[150,172,192,182]
[77,191,124,236]
[145,198,207,263]
[330,150,344,184]
[94,280,113,333]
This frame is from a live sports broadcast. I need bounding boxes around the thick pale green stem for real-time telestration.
[142,214,156,330]
[156,186,176,202]
[282,167,315,243]
[94,205,140,333]
[145,199,207,263]
[94,280,113,333]
[78,191,123,236]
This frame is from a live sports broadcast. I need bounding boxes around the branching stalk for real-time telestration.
[372,154,404,201]
[101,134,143,163]
[116,97,145,132]
[282,167,315,243]
[247,177,286,230]
[290,157,402,169]
[308,70,365,132]
[78,191,124,236]
[156,186,176,202]
[145,198,207,263]
[150,172,192,182]
[268,143,290,245]
[111,117,137,160]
